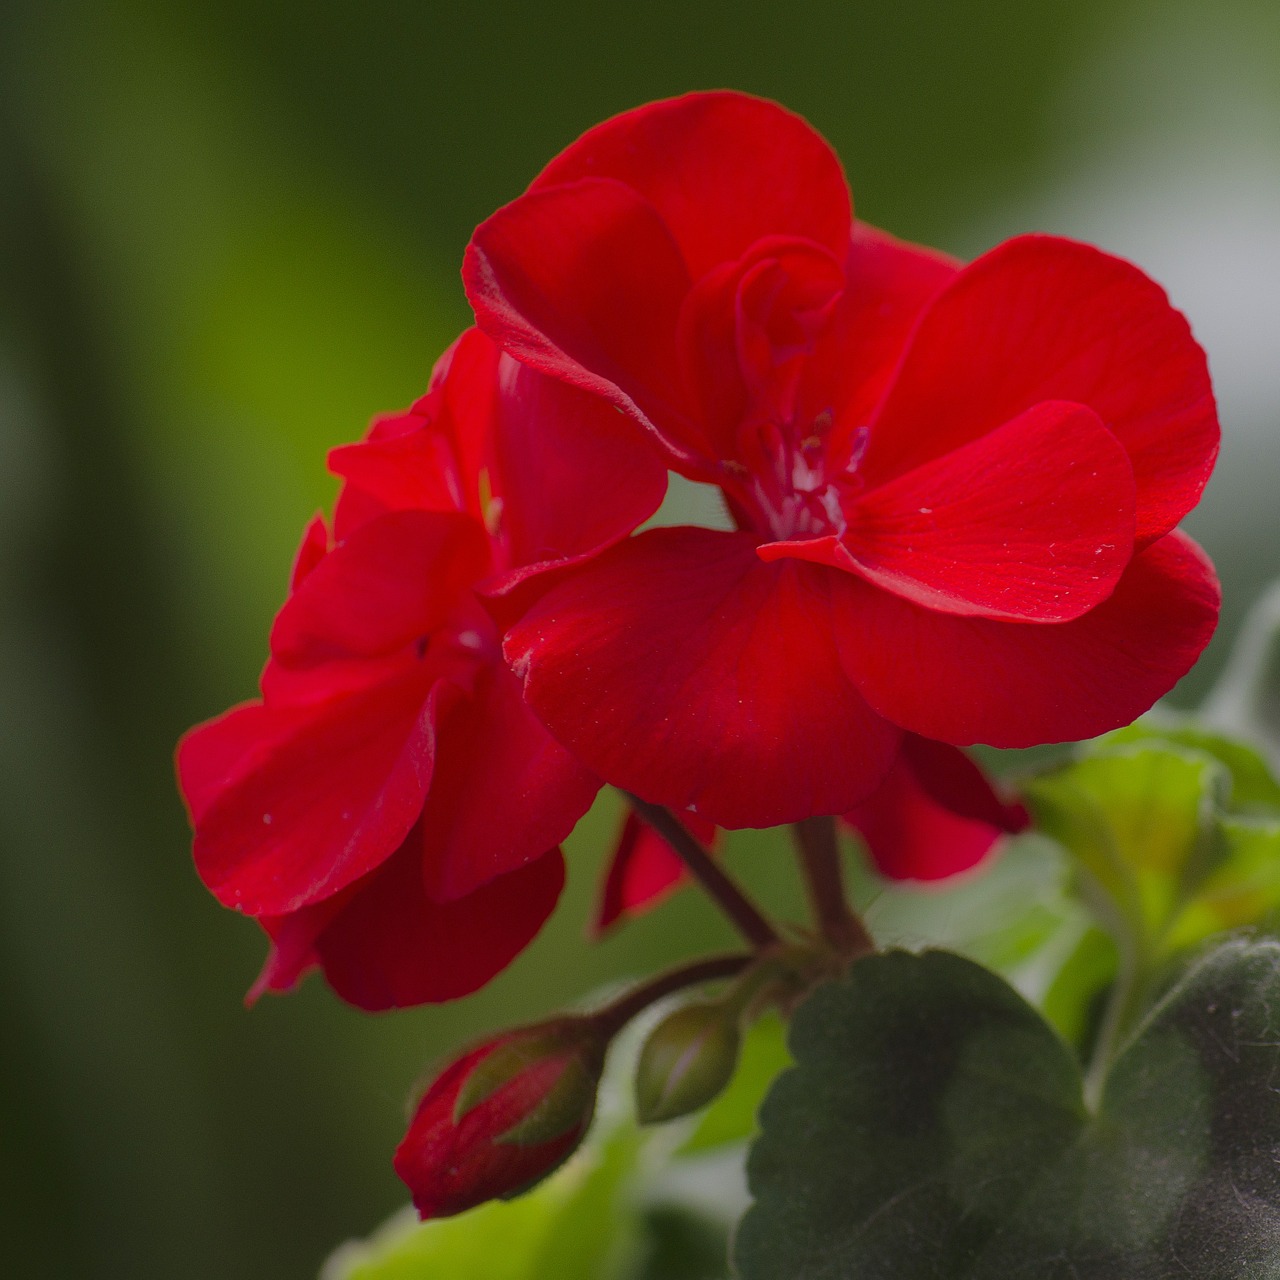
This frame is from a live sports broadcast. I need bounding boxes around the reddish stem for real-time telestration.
[791,816,875,956]
[625,794,781,951]
[594,952,753,1036]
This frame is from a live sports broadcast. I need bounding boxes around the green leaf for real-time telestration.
[322,1126,643,1280]
[1101,719,1280,813]
[1038,924,1119,1049]
[1024,743,1228,947]
[1165,817,1280,948]
[852,830,1085,991]
[737,941,1280,1279]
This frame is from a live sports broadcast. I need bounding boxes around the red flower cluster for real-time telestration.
[178,90,1219,1210]
[177,329,665,1008]
[469,91,1219,831]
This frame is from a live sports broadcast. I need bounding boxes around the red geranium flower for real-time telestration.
[176,328,666,1009]
[465,90,1221,831]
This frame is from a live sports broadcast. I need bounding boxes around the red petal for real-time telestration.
[268,510,490,670]
[428,325,503,518]
[252,840,565,1011]
[491,353,667,567]
[834,530,1220,746]
[676,236,845,457]
[861,235,1218,546]
[289,514,329,589]
[799,223,959,436]
[465,177,700,466]
[765,400,1136,622]
[531,91,851,277]
[329,329,502,535]
[901,736,1027,833]
[505,528,901,829]
[416,662,600,902]
[177,700,289,824]
[593,808,718,936]
[329,425,467,535]
[844,737,1024,882]
[190,667,440,915]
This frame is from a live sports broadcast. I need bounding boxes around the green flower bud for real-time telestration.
[635,1000,742,1125]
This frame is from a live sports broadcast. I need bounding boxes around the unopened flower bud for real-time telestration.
[635,1000,742,1125]
[394,1017,605,1218]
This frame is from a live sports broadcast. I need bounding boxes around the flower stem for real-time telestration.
[624,794,781,950]
[594,952,753,1036]
[1083,932,1148,1111]
[791,816,875,957]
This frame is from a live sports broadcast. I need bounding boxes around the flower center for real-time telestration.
[723,415,868,543]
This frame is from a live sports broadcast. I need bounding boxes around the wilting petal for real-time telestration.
[465,177,701,465]
[861,235,1218,545]
[835,530,1220,746]
[188,666,440,915]
[531,90,851,277]
[765,400,1135,622]
[269,510,490,669]
[417,662,600,902]
[505,528,901,829]
[593,808,718,936]
[843,736,1026,881]
[491,354,667,567]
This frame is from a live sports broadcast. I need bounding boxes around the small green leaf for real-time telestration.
[1101,719,1280,813]
[736,941,1280,1279]
[1165,817,1280,949]
[1024,744,1228,946]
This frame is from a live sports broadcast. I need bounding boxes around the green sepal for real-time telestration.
[452,1024,586,1124]
[494,1055,600,1148]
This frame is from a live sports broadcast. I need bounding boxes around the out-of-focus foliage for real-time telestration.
[324,1128,645,1280]
[2,1,1279,1277]
[1023,595,1280,1050]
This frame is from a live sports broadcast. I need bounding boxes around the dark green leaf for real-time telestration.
[629,1205,730,1280]
[736,941,1280,1279]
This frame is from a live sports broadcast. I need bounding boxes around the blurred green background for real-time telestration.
[2,1,1278,1275]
